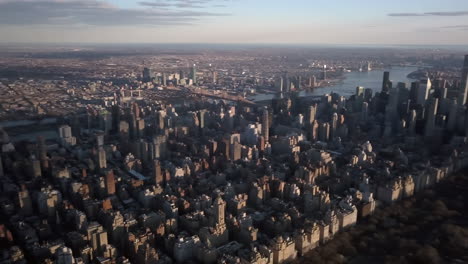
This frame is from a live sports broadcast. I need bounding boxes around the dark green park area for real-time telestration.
[299,171,468,264]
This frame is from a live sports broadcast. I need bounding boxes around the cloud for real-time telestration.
[441,25,468,31]
[0,0,230,26]
[388,11,468,17]
[140,0,220,9]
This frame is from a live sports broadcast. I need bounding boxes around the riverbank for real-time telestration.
[249,66,417,101]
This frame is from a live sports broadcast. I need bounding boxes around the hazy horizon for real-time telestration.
[0,0,467,45]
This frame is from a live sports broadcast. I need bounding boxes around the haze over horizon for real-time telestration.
[0,0,468,45]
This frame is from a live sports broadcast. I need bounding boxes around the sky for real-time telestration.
[0,0,468,45]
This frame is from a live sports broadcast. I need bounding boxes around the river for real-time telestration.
[249,66,418,101]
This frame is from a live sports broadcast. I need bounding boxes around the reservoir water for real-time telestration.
[250,66,418,101]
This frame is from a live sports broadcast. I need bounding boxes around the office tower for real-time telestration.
[98,112,112,135]
[447,98,458,132]
[319,122,330,142]
[395,82,407,90]
[214,195,226,225]
[162,73,167,86]
[310,120,319,141]
[298,114,304,126]
[322,65,327,80]
[262,109,269,143]
[111,104,120,131]
[37,136,47,160]
[37,136,49,170]
[438,87,448,100]
[307,104,317,125]
[98,147,107,169]
[198,110,206,130]
[156,110,166,131]
[459,55,468,105]
[364,88,373,101]
[309,75,317,88]
[136,119,145,138]
[179,69,185,80]
[212,71,217,84]
[86,223,108,251]
[386,88,399,130]
[356,86,364,97]
[191,64,197,85]
[105,170,116,196]
[143,68,152,82]
[132,103,140,120]
[459,73,468,106]
[409,81,419,103]
[37,188,62,219]
[382,71,390,93]
[220,137,231,160]
[277,77,284,93]
[119,120,129,141]
[416,78,431,105]
[361,102,369,122]
[230,141,242,161]
[30,158,42,178]
[55,247,74,264]
[408,110,417,136]
[18,188,33,216]
[425,98,438,137]
[366,61,372,71]
[58,125,72,139]
[297,76,302,90]
[96,133,104,148]
[153,159,163,185]
[432,79,447,99]
[331,113,338,138]
[138,139,149,164]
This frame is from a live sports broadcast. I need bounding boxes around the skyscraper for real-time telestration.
[297,76,302,90]
[356,86,364,97]
[98,147,107,170]
[310,120,319,141]
[458,55,468,105]
[105,169,116,195]
[309,75,316,88]
[153,159,163,185]
[262,108,269,143]
[198,110,206,129]
[58,125,76,146]
[447,98,458,132]
[408,110,417,136]
[162,73,167,86]
[191,64,197,85]
[212,71,217,84]
[382,71,390,93]
[425,98,438,137]
[179,69,185,80]
[322,65,327,80]
[276,77,284,93]
[37,136,49,169]
[307,104,317,125]
[416,78,431,105]
[331,113,338,138]
[214,195,226,225]
[143,68,152,82]
[319,122,330,142]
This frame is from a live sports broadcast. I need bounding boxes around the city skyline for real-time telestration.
[0,0,468,45]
